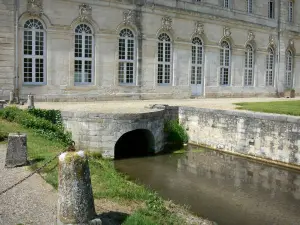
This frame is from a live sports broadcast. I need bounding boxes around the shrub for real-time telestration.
[164,120,188,146]
[0,107,72,145]
[28,108,63,125]
[0,130,8,142]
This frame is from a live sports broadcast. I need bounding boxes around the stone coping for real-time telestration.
[179,106,300,123]
[61,109,165,120]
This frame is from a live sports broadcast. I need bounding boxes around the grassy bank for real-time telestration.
[0,118,197,224]
[235,100,300,116]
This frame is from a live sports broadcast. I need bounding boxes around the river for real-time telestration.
[114,146,300,225]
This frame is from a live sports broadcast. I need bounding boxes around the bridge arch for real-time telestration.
[114,129,155,159]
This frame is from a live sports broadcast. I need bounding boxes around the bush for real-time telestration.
[0,130,8,142]
[28,108,63,125]
[0,107,72,145]
[164,120,188,146]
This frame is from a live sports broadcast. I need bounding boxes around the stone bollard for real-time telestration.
[57,151,101,225]
[9,91,14,104]
[5,133,27,168]
[27,95,34,109]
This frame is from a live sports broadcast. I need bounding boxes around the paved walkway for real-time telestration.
[0,144,57,225]
[30,97,299,113]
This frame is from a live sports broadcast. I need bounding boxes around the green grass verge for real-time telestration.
[235,100,300,116]
[0,119,185,224]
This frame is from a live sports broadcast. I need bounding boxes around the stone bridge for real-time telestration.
[61,109,173,158]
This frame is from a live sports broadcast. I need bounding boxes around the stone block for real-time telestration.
[5,133,27,168]
[57,151,101,225]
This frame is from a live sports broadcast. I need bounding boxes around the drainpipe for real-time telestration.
[276,0,281,96]
[14,0,20,103]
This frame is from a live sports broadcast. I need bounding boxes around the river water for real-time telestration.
[114,147,300,225]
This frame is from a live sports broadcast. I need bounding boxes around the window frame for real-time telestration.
[244,44,254,86]
[22,19,46,85]
[224,0,229,8]
[157,33,172,86]
[266,47,275,86]
[288,1,294,23]
[268,0,275,19]
[74,23,94,85]
[285,50,293,88]
[191,37,204,86]
[220,40,231,86]
[118,28,136,86]
[246,0,253,14]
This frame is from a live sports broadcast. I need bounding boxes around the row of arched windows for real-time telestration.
[22,19,294,88]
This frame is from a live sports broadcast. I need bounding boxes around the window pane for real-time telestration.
[85,36,92,58]
[126,62,134,83]
[35,58,44,83]
[24,58,33,83]
[75,35,82,58]
[157,64,163,84]
[191,66,196,84]
[165,64,170,84]
[75,60,82,83]
[84,60,92,83]
[24,31,32,55]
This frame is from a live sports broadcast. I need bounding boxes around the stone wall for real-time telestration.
[0,0,15,100]
[61,110,165,158]
[179,107,300,166]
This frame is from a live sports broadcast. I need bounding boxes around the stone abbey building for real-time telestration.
[0,0,299,101]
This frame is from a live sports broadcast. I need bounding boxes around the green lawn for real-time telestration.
[0,119,186,224]
[235,100,300,116]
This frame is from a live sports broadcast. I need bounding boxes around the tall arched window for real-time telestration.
[118,29,135,84]
[288,1,294,22]
[157,33,172,85]
[244,45,254,86]
[74,24,93,84]
[266,47,275,86]
[220,41,231,85]
[285,50,293,87]
[23,19,45,84]
[191,37,203,85]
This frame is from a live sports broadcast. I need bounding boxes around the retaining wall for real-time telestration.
[179,107,300,166]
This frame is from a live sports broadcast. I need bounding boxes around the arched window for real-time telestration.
[246,0,253,13]
[191,37,203,85]
[244,45,254,86]
[288,1,293,22]
[157,33,172,85]
[23,19,45,84]
[220,41,231,85]
[74,24,93,84]
[285,50,293,87]
[266,47,275,86]
[118,29,135,84]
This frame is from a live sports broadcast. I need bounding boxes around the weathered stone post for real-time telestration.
[57,151,101,225]
[5,133,27,168]
[27,95,34,109]
[9,91,14,104]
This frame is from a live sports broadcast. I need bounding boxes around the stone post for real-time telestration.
[57,151,101,225]
[27,95,34,109]
[9,91,14,104]
[5,133,27,168]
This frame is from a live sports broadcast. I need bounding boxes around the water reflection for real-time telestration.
[115,147,300,225]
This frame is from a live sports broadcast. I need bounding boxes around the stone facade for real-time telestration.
[179,107,300,166]
[1,0,300,100]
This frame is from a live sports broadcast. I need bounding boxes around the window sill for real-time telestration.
[118,83,137,87]
[23,83,47,86]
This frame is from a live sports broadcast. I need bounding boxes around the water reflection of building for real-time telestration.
[177,149,300,200]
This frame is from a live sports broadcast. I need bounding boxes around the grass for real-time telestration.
[235,100,300,116]
[0,118,186,224]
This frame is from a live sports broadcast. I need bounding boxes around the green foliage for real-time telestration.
[164,120,189,146]
[235,100,300,116]
[0,130,8,142]
[0,107,72,145]
[28,108,63,125]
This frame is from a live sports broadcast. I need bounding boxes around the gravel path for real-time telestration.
[26,97,299,113]
[0,144,57,225]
